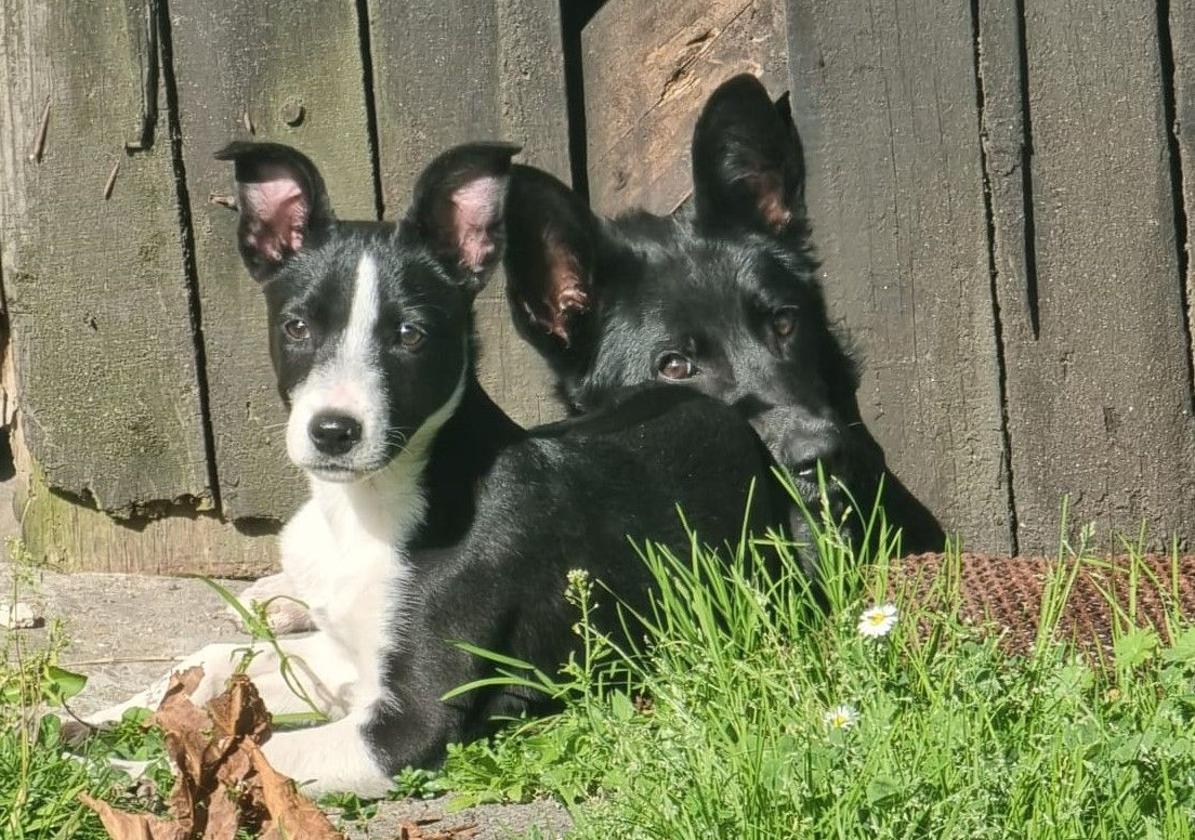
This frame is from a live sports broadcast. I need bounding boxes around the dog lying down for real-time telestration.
[78,141,798,796]
[234,73,946,640]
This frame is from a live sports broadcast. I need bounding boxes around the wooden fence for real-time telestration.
[0,0,1192,574]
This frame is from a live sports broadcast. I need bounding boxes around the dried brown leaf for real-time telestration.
[250,744,344,840]
[398,820,479,840]
[207,674,271,744]
[78,793,187,840]
[199,785,240,840]
[84,669,344,840]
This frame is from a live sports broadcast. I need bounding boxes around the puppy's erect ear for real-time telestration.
[691,74,806,237]
[404,142,520,293]
[503,165,599,351]
[214,141,335,282]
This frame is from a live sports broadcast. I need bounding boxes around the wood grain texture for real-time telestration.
[169,0,377,522]
[787,0,1011,550]
[11,425,276,576]
[1003,0,1195,550]
[974,0,1029,555]
[1169,0,1195,478]
[0,0,213,517]
[582,0,789,216]
[367,0,569,427]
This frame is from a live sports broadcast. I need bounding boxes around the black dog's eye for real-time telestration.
[772,306,799,339]
[282,318,310,342]
[398,323,426,350]
[656,352,696,381]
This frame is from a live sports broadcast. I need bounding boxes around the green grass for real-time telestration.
[0,619,171,839]
[0,538,175,839]
[430,491,1195,839]
[4,497,1195,838]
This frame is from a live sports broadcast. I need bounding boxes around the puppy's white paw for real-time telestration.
[231,574,316,635]
[261,598,315,635]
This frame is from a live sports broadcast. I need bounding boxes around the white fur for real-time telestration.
[83,250,470,796]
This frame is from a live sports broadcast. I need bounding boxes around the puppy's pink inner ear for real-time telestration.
[450,177,504,274]
[239,166,310,262]
[521,235,589,346]
[748,171,793,231]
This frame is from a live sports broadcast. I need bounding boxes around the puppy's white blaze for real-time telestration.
[285,251,388,472]
[344,252,380,366]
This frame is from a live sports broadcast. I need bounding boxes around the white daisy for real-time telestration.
[824,704,859,730]
[857,603,899,638]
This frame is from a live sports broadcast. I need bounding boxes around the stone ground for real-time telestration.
[0,477,570,839]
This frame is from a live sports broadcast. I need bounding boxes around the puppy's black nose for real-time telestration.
[309,412,362,455]
[786,432,843,484]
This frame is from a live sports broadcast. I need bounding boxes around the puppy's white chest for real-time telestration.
[279,498,413,668]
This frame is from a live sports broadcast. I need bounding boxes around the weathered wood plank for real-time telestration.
[0,0,212,517]
[1169,0,1195,483]
[787,0,1011,550]
[367,0,569,427]
[168,1,377,522]
[583,0,789,216]
[1000,0,1195,550]
[11,426,276,576]
[975,0,1029,555]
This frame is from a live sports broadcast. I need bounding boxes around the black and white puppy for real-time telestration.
[85,141,792,796]
[504,74,945,553]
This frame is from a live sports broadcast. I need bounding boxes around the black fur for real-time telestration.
[504,74,944,553]
[218,140,792,775]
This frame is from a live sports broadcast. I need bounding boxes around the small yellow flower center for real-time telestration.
[868,613,886,625]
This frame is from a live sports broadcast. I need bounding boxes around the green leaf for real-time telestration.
[441,674,554,702]
[43,666,86,704]
[450,641,539,671]
[1113,628,1158,670]
[1162,628,1195,664]
[610,690,634,722]
[866,775,900,806]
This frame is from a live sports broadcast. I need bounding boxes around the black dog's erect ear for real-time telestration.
[404,142,521,293]
[503,165,599,350]
[214,141,335,282]
[691,73,806,237]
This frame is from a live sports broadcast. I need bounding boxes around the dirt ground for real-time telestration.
[0,479,570,839]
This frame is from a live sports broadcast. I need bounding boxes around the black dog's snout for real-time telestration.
[786,430,843,482]
[309,412,363,455]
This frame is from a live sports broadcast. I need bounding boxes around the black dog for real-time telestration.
[86,141,794,795]
[504,73,944,553]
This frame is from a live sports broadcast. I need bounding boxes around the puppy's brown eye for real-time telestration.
[399,323,426,349]
[657,352,696,381]
[772,307,798,338]
[282,318,310,341]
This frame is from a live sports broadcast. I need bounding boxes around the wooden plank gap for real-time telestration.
[1013,0,1041,341]
[560,0,606,198]
[970,0,1020,555]
[355,0,386,220]
[1158,0,1195,417]
[156,0,223,513]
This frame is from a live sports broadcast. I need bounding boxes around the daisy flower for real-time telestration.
[824,704,859,731]
[857,602,899,638]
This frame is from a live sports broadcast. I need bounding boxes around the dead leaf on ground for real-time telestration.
[252,746,344,840]
[398,818,479,840]
[80,669,345,840]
